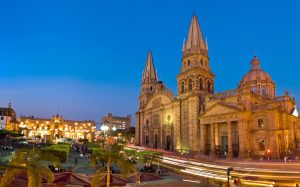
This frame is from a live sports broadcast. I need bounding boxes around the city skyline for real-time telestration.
[1,0,300,123]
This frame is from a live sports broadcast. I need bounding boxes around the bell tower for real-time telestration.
[139,51,158,109]
[177,14,215,97]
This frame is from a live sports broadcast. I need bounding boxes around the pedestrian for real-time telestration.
[284,156,287,164]
[75,157,78,165]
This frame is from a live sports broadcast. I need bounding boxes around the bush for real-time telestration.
[42,143,70,162]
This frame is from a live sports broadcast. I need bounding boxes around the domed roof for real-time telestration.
[239,56,274,86]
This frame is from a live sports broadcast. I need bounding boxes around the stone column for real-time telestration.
[227,121,233,159]
[200,121,205,154]
[215,123,219,156]
[215,123,219,146]
[238,120,246,158]
[210,123,216,157]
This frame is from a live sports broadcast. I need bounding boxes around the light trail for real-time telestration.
[160,156,300,186]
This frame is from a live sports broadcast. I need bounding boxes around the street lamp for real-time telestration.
[101,125,109,136]
[227,167,233,186]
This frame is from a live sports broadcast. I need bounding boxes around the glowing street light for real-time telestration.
[101,125,109,136]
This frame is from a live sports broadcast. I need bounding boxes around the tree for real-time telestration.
[91,137,135,187]
[0,148,59,187]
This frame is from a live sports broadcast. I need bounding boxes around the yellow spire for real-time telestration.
[184,14,206,52]
[142,51,158,84]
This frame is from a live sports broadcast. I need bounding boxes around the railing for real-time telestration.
[155,87,174,98]
[209,89,239,101]
[182,48,208,57]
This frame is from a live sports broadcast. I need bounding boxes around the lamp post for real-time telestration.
[227,167,233,186]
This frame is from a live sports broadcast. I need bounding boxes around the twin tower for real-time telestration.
[139,15,214,109]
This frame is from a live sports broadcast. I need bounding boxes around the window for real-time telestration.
[181,82,185,93]
[188,60,191,66]
[259,140,265,151]
[0,117,3,120]
[258,118,264,127]
[200,78,203,90]
[251,87,257,93]
[188,79,193,91]
[262,87,267,96]
[207,81,211,92]
[200,60,203,66]
[149,86,153,92]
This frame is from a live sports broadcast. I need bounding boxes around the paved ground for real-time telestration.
[127,145,300,171]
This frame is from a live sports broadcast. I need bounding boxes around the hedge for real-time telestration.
[42,143,70,162]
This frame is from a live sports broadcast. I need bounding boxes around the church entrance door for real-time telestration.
[221,136,228,157]
[154,134,158,149]
[166,135,171,150]
[145,135,149,146]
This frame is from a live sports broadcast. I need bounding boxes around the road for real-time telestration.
[128,145,300,187]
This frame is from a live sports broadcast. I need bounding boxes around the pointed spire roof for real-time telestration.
[142,51,158,84]
[184,14,206,52]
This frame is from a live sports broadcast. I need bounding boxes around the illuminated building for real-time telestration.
[18,114,96,140]
[135,14,300,158]
[0,102,18,130]
[101,113,131,130]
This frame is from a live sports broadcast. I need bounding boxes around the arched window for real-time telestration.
[200,78,203,90]
[188,60,191,66]
[200,59,203,66]
[181,82,185,93]
[149,86,153,92]
[188,79,193,91]
[207,81,211,92]
[262,86,267,96]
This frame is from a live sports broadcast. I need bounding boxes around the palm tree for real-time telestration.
[91,137,136,187]
[0,148,58,187]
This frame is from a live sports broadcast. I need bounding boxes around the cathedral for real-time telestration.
[135,15,300,159]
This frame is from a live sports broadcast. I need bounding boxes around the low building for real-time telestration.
[101,113,131,130]
[18,114,96,141]
[0,103,19,131]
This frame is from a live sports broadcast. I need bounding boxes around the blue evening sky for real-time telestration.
[0,0,299,124]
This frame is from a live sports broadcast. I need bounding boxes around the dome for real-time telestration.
[239,56,276,98]
[240,56,274,85]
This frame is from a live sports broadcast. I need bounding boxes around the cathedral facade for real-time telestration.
[135,15,300,159]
